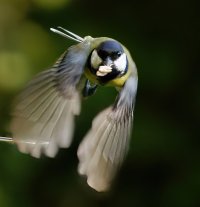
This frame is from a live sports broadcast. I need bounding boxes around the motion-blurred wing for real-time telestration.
[77,76,138,192]
[11,42,91,158]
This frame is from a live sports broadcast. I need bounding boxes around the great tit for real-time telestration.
[0,27,138,192]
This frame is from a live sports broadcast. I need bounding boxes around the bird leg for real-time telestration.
[82,79,98,97]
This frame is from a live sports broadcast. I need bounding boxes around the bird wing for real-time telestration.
[77,74,138,192]
[10,41,92,158]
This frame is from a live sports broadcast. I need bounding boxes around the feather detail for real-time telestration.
[10,69,81,158]
[77,107,133,192]
[77,76,137,192]
[11,84,80,158]
[10,39,93,158]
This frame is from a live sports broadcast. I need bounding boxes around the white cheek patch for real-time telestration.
[90,50,102,69]
[114,53,127,72]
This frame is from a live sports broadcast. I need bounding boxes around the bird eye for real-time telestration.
[116,51,122,57]
[112,51,122,60]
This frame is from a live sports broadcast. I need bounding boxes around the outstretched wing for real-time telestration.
[11,42,92,158]
[77,75,138,192]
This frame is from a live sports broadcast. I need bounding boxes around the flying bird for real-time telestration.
[0,27,138,192]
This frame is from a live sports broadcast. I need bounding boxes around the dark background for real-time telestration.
[0,0,199,206]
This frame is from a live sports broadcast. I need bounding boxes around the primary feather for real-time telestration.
[77,76,137,192]
[77,107,133,192]
[10,40,92,158]
[11,69,80,158]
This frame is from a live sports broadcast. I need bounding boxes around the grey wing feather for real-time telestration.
[77,76,138,192]
[11,41,91,158]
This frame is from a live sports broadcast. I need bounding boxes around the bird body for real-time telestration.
[0,27,138,192]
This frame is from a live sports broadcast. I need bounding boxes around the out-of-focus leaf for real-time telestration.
[0,51,31,92]
[33,0,71,10]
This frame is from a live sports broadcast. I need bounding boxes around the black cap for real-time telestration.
[97,40,124,61]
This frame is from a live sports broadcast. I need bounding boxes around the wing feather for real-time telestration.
[78,115,108,175]
[77,76,138,192]
[10,40,92,158]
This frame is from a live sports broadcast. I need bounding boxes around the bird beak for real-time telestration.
[96,57,113,77]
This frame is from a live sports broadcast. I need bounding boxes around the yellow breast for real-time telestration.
[84,67,131,88]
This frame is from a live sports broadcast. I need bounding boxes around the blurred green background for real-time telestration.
[0,0,199,206]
